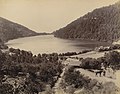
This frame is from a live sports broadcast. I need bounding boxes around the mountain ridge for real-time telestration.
[54,1,120,43]
[0,17,38,42]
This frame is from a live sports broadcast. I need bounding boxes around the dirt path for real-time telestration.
[53,67,66,94]
[114,70,120,88]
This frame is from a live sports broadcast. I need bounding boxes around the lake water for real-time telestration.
[6,35,111,55]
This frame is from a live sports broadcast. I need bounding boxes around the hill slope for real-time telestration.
[0,17,38,42]
[54,2,120,42]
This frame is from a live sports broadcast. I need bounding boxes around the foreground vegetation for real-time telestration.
[59,50,120,94]
[1,47,120,94]
[60,67,119,94]
[0,48,63,94]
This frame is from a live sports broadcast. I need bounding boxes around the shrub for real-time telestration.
[80,58,101,69]
[104,51,120,68]
[63,67,91,89]
[0,83,13,94]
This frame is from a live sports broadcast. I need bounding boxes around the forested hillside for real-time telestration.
[54,2,120,42]
[0,17,38,42]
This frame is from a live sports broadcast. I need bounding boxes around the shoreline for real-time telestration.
[5,35,113,55]
[54,35,113,44]
[4,33,51,43]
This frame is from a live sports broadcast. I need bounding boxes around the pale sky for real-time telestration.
[0,0,119,32]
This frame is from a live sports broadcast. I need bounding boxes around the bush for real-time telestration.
[80,58,101,69]
[63,67,91,89]
[104,51,120,68]
[0,83,13,94]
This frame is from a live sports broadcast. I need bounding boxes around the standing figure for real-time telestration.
[101,63,106,76]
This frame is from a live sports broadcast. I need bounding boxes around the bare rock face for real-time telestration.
[54,1,120,43]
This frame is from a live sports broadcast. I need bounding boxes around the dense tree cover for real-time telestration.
[104,51,120,69]
[0,48,63,93]
[0,83,13,94]
[59,52,77,56]
[0,39,8,49]
[59,49,92,57]
[97,44,120,52]
[80,51,120,70]
[54,1,120,42]
[0,50,6,70]
[0,17,38,42]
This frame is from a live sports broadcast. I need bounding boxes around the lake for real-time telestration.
[6,35,111,55]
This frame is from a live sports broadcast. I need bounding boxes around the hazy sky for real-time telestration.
[0,0,119,32]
